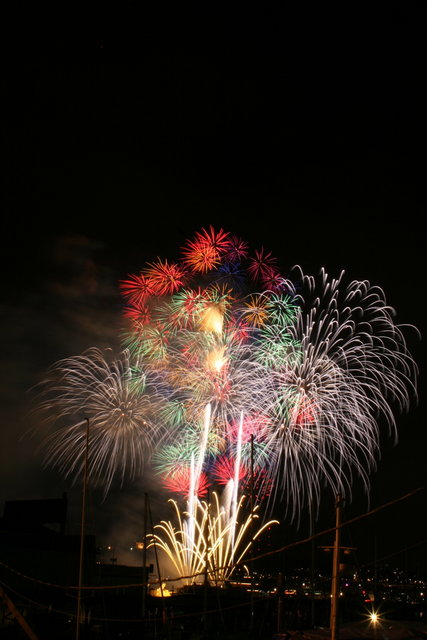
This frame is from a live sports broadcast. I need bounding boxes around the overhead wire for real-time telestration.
[0,486,423,593]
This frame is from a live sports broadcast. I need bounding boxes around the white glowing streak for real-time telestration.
[186,452,196,562]
[221,479,233,524]
[230,411,244,557]
[186,403,211,559]
[196,403,211,486]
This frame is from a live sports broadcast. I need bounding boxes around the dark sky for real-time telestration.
[2,10,426,573]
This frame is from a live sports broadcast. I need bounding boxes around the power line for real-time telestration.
[0,486,423,592]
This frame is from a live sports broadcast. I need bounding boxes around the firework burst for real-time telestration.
[33,347,165,494]
[260,265,419,519]
[35,226,419,533]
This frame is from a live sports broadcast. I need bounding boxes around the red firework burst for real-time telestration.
[181,226,231,273]
[226,319,252,345]
[181,288,206,316]
[119,273,155,306]
[211,455,248,485]
[223,235,249,263]
[162,468,210,498]
[145,259,187,296]
[122,303,152,327]
[247,247,278,282]
[292,397,317,427]
[260,267,287,293]
[178,341,202,370]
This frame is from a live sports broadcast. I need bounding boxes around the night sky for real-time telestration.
[2,10,426,575]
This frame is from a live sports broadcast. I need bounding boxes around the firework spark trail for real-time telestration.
[148,498,206,587]
[148,492,279,587]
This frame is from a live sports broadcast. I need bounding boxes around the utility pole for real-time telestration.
[318,496,357,640]
[0,587,39,640]
[203,488,210,637]
[310,501,315,628]
[276,571,283,635]
[250,434,255,634]
[142,493,148,620]
[330,494,343,640]
[147,496,168,637]
[76,417,89,640]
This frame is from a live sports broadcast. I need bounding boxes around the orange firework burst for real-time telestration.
[243,294,270,328]
[145,259,188,295]
[181,226,232,273]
